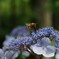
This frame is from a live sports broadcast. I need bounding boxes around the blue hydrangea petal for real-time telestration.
[40,37,51,47]
[43,46,55,57]
[35,40,41,47]
[3,36,15,47]
[10,26,30,37]
[12,51,20,59]
[4,50,20,59]
[55,37,59,48]
[4,50,15,59]
[30,44,43,55]
[55,50,59,59]
[0,49,4,58]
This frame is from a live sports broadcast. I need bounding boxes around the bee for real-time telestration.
[26,23,37,32]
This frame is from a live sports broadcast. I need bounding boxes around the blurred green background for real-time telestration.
[0,0,59,59]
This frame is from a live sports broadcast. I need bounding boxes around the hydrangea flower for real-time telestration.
[2,26,33,58]
[2,26,59,59]
[2,36,32,58]
[30,37,56,57]
[31,27,59,58]
[4,36,34,50]
[31,27,58,40]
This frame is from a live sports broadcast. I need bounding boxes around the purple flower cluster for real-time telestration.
[32,27,59,40]
[0,26,59,59]
[4,36,34,51]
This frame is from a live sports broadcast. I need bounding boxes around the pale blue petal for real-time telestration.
[30,44,43,55]
[55,37,59,48]
[55,50,59,59]
[0,49,4,58]
[43,46,55,57]
[41,37,51,47]
[4,50,19,59]
[3,36,15,47]
[12,51,20,59]
[10,26,30,37]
